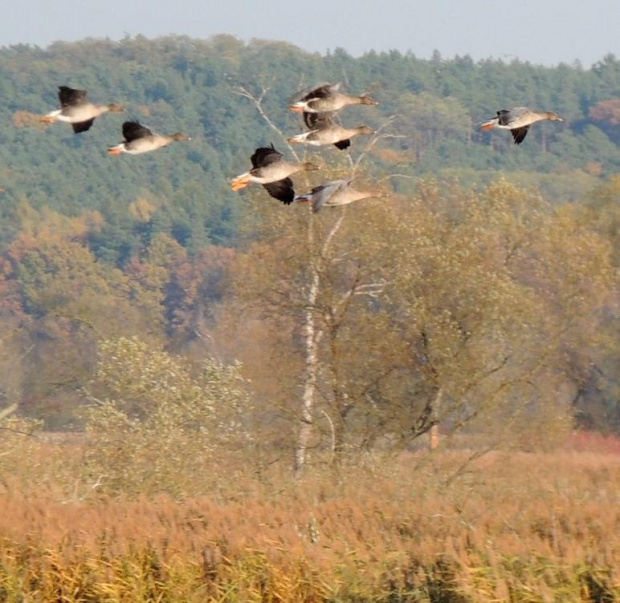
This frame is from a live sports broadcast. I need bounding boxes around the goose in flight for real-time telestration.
[288,112,374,149]
[290,83,378,114]
[295,179,385,213]
[231,144,320,205]
[108,121,190,155]
[41,86,124,133]
[480,107,564,144]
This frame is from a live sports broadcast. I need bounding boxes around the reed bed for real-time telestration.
[0,449,618,601]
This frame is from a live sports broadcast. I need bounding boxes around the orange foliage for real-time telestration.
[584,161,604,177]
[590,99,620,124]
[375,147,408,163]
[0,451,618,600]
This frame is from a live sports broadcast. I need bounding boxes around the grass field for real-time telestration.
[0,441,619,601]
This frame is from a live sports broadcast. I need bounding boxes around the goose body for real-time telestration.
[108,121,190,155]
[41,86,124,133]
[290,83,378,114]
[295,179,384,213]
[289,112,374,149]
[231,144,320,204]
[480,107,563,144]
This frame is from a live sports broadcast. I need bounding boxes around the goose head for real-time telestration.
[359,95,379,106]
[545,111,564,122]
[356,125,375,136]
[171,132,191,141]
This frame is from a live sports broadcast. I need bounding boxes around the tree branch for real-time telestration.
[232,85,301,160]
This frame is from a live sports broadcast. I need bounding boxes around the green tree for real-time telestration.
[84,336,252,497]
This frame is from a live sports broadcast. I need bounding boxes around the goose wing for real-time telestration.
[511,126,530,144]
[305,180,350,213]
[263,178,295,205]
[303,112,349,149]
[292,82,340,104]
[122,121,153,142]
[251,144,283,169]
[58,86,88,107]
[72,119,96,133]
[303,111,336,130]
[497,107,528,126]
[304,83,339,100]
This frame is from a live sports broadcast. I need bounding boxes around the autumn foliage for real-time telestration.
[0,451,619,601]
[0,40,620,597]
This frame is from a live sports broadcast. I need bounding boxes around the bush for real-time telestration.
[84,336,253,497]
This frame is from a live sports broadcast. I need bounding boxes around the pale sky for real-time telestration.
[2,0,619,67]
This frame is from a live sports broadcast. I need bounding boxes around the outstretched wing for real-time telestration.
[304,83,339,100]
[58,86,88,107]
[122,121,153,142]
[251,144,283,168]
[496,109,513,126]
[263,178,295,205]
[511,126,530,144]
[498,107,528,126]
[292,82,340,104]
[72,119,95,134]
[303,111,336,130]
[301,180,349,213]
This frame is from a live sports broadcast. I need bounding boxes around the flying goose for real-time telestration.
[231,144,320,205]
[295,179,385,213]
[290,83,378,114]
[41,86,124,133]
[480,107,564,144]
[108,121,190,155]
[288,112,374,149]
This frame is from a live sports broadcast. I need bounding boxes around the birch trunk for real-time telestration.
[294,241,320,476]
[294,213,346,476]
[429,387,443,451]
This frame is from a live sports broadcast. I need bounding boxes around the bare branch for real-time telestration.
[378,173,418,184]
[349,116,398,176]
[232,84,301,160]
[0,426,39,438]
[0,403,18,422]
[353,280,388,298]
[80,386,108,408]
[319,213,346,263]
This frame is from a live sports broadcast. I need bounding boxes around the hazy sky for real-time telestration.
[3,0,619,67]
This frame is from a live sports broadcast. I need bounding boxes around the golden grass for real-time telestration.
[0,450,619,601]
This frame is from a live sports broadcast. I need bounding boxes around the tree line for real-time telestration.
[0,35,619,482]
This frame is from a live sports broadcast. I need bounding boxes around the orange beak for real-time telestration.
[107,148,124,155]
[289,104,305,113]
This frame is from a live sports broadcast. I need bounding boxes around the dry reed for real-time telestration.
[0,449,618,601]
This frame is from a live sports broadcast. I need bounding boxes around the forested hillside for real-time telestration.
[2,35,620,247]
[2,34,620,602]
[0,34,618,443]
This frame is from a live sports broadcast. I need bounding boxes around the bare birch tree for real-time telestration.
[231,83,392,474]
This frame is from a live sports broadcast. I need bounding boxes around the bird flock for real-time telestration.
[232,82,385,212]
[40,83,565,213]
[41,86,191,154]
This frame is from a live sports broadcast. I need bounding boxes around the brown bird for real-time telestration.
[480,107,564,144]
[289,83,378,114]
[295,179,386,213]
[288,111,374,149]
[41,86,124,133]
[108,121,190,155]
[231,144,320,205]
